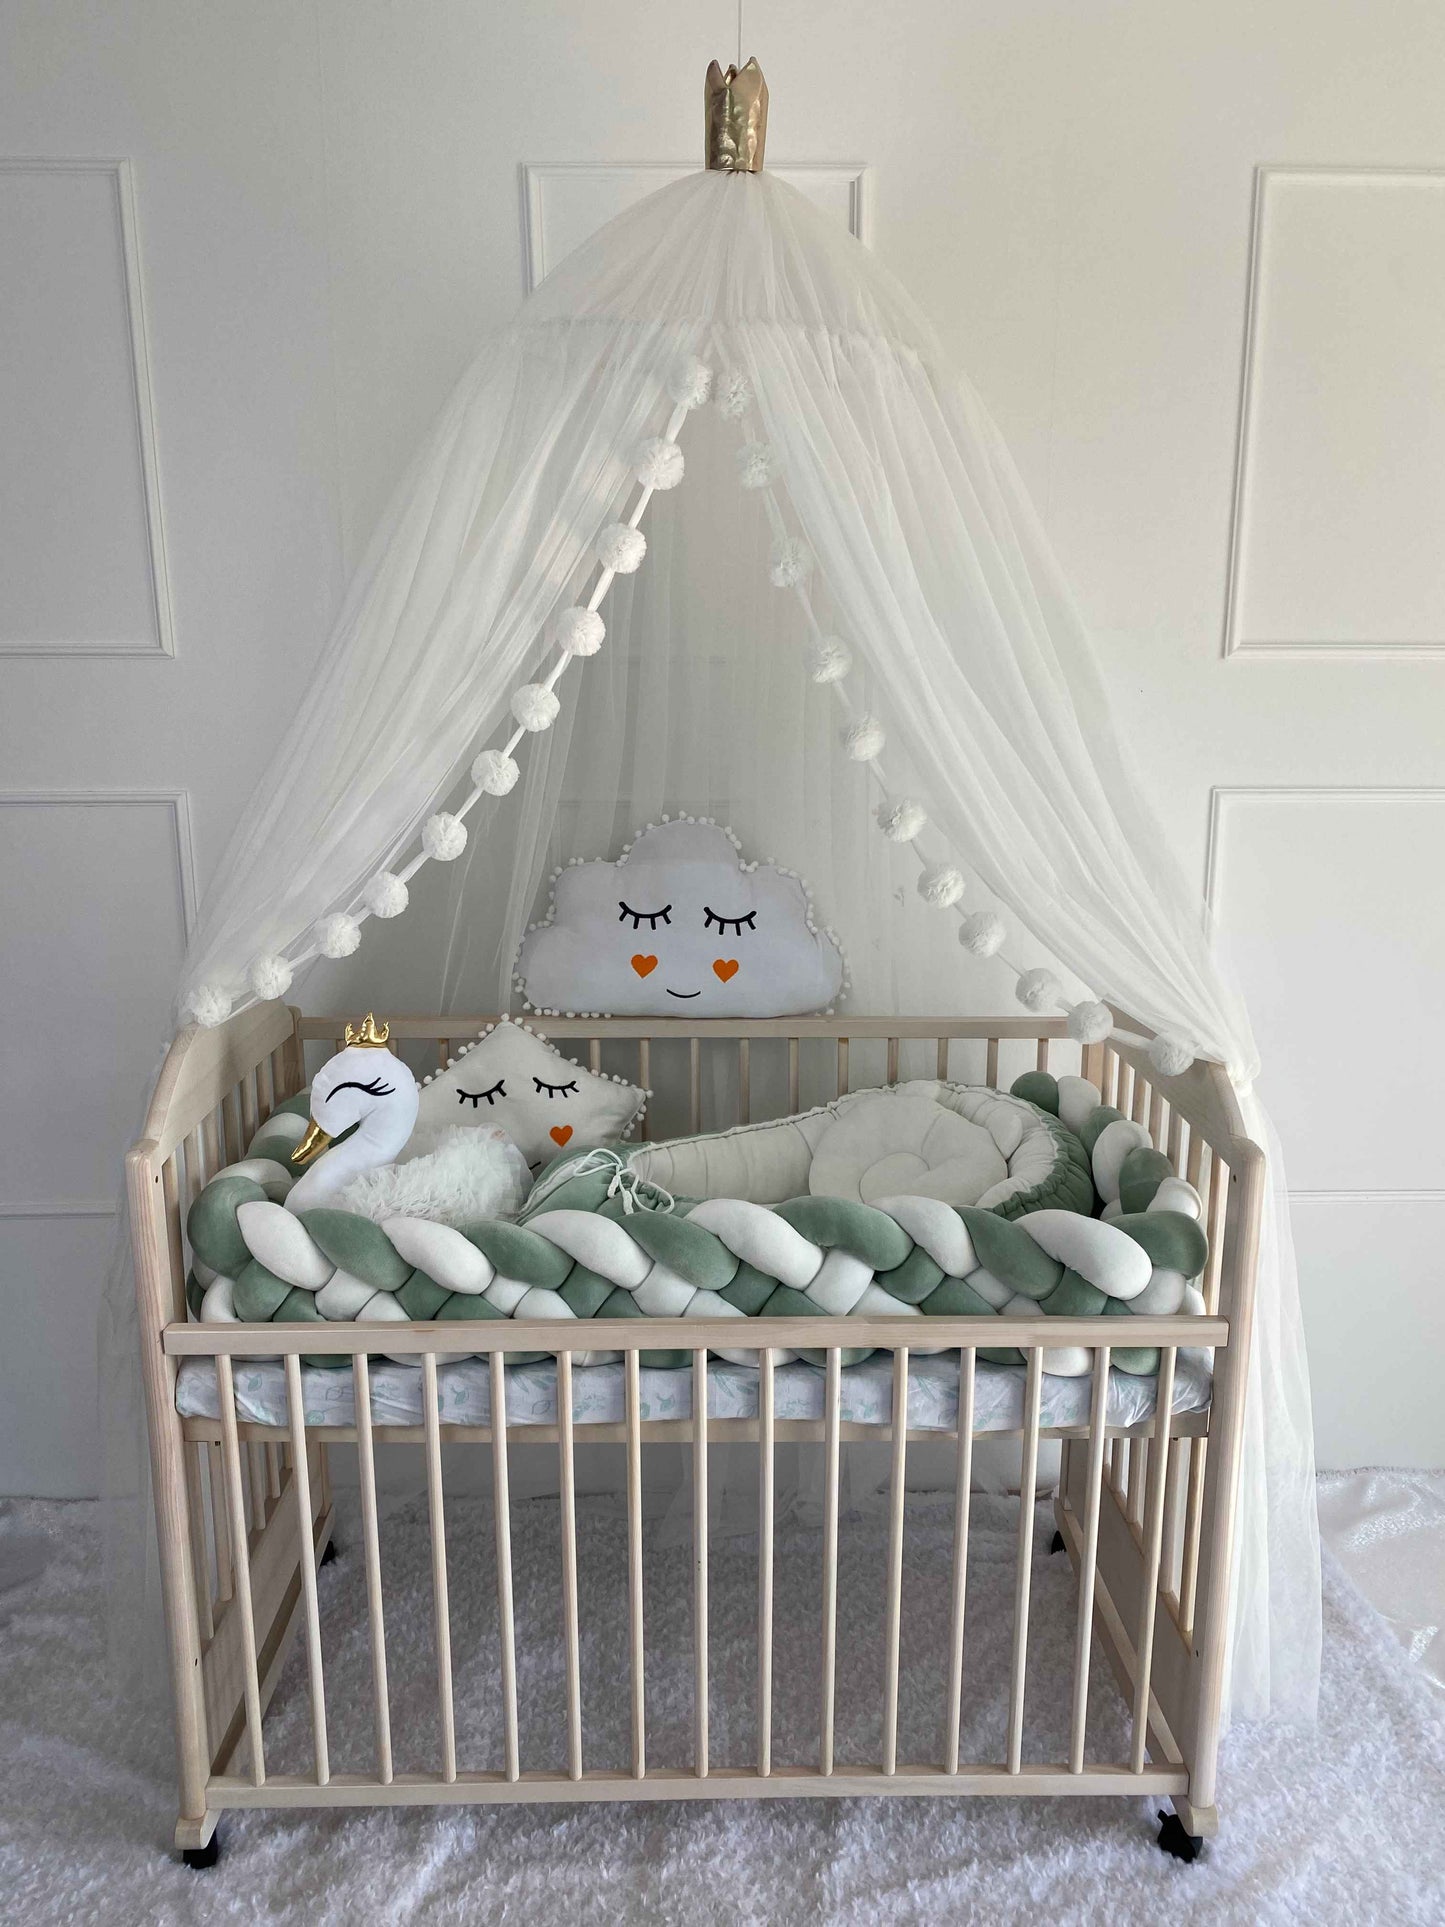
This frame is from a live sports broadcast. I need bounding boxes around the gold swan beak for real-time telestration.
[291,1118,332,1166]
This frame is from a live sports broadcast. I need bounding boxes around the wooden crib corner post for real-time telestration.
[125,1135,213,1850]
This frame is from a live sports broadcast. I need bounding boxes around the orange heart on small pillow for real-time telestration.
[631,954,658,977]
[549,1125,574,1147]
[713,958,739,982]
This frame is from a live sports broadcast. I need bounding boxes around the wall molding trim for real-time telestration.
[0,1201,116,1219]
[0,786,198,937]
[1222,163,1445,661]
[1203,783,1445,922]
[1290,1188,1445,1204]
[0,157,175,658]
[519,161,872,291]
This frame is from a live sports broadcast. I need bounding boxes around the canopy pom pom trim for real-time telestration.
[877,797,927,842]
[596,522,646,573]
[958,911,1007,958]
[737,441,776,489]
[917,862,966,908]
[185,984,233,1029]
[421,813,468,862]
[472,748,520,795]
[807,635,852,684]
[1148,1029,1197,1077]
[666,354,714,408]
[364,871,409,919]
[315,913,361,960]
[842,716,886,762]
[769,537,812,588]
[511,684,561,731]
[556,606,605,657]
[1067,999,1114,1045]
[715,367,752,420]
[635,437,684,490]
[1016,967,1063,1014]
[247,953,294,1000]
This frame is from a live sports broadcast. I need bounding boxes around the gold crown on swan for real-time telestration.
[705,57,768,173]
[344,1012,391,1049]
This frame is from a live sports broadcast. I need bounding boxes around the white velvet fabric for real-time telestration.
[147,169,1317,1719]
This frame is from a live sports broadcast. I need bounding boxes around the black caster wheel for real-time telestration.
[181,1834,221,1870]
[1156,1810,1203,1864]
[320,1539,339,1567]
[1049,1529,1066,1554]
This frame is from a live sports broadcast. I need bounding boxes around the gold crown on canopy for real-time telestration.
[344,1012,391,1049]
[705,57,768,173]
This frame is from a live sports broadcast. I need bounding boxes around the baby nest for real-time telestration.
[184,1073,1209,1377]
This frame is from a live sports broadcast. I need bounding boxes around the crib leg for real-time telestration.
[1156,1808,1204,1864]
[176,1810,220,1867]
[1049,1529,1066,1554]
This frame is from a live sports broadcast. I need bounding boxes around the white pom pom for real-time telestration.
[596,522,646,574]
[918,863,965,908]
[737,442,776,491]
[769,537,811,589]
[666,354,713,408]
[841,716,885,761]
[635,437,684,490]
[186,984,232,1028]
[511,683,560,731]
[363,871,409,919]
[716,368,753,419]
[421,812,468,862]
[1015,967,1062,1014]
[1066,1000,1114,1046]
[1148,1030,1197,1078]
[958,910,1006,958]
[807,635,852,684]
[876,797,926,842]
[472,748,520,795]
[315,913,361,960]
[556,606,605,657]
[247,954,293,1000]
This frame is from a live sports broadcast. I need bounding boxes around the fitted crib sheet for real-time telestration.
[176,1347,1213,1434]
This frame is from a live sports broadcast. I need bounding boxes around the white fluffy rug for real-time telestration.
[2,1488,1442,1926]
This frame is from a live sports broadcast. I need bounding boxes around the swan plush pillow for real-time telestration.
[515,817,846,1018]
[410,1018,646,1172]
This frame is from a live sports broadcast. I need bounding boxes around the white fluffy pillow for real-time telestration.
[808,1091,1008,1207]
[411,1020,645,1172]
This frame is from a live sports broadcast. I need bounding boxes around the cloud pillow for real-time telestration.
[516,818,845,1018]
[411,1019,645,1172]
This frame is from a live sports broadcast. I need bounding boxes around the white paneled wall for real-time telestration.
[2,0,1444,1488]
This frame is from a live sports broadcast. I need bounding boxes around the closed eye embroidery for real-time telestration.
[703,907,757,935]
[329,1076,396,1097]
[533,1077,580,1098]
[619,900,671,930]
[457,1079,506,1107]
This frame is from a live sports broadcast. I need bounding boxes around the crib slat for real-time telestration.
[836,1038,849,1098]
[985,1037,999,1086]
[283,1354,329,1785]
[1036,1037,1050,1073]
[186,1441,214,1642]
[489,1349,520,1782]
[247,1442,268,1532]
[936,1037,949,1081]
[437,1039,450,1071]
[943,1346,976,1774]
[240,1068,259,1148]
[421,1352,456,1782]
[1180,1438,1208,1634]
[820,1347,841,1775]
[215,1355,265,1785]
[788,1038,800,1114]
[693,1348,709,1778]
[557,1351,583,1781]
[881,1347,909,1775]
[352,1354,393,1784]
[1068,1345,1112,1773]
[638,1040,651,1138]
[690,1037,703,1135]
[1128,1437,1146,1529]
[207,1442,232,1602]
[738,1039,750,1124]
[886,1036,900,1084]
[625,1349,646,1778]
[589,1038,602,1075]
[1131,1347,1177,1774]
[1148,1085,1165,1147]
[757,1347,775,1778]
[1163,1435,1187,1606]
[1006,1347,1044,1774]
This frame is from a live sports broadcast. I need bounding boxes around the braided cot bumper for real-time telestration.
[185,1077,1210,1376]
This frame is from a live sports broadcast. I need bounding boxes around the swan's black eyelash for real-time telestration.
[618,900,671,929]
[534,1077,580,1098]
[329,1076,396,1097]
[703,907,757,935]
[457,1079,507,1107]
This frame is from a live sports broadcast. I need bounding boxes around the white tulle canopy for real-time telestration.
[170,166,1319,1721]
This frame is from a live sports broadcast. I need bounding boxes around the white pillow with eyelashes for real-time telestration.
[516,818,845,1017]
[408,1019,645,1172]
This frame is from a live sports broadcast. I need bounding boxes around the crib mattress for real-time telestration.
[175,1346,1213,1434]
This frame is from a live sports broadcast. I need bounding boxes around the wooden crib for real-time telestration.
[126,1006,1262,1866]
